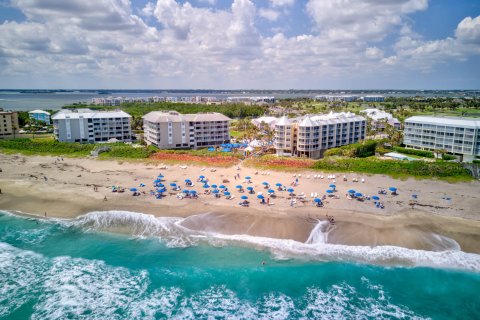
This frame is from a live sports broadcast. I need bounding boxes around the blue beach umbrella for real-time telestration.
[185,179,191,182]
[157,188,165,193]
[154,179,161,183]
[246,186,254,191]
[219,185,226,189]
[203,185,210,188]
[245,176,251,180]
[329,184,336,189]
[170,183,177,187]
[157,183,165,188]
[199,175,205,179]
[287,188,294,193]
[389,187,397,192]
[268,189,275,194]
[355,192,363,197]
[262,182,269,185]
[372,196,380,200]
[130,188,137,192]
[224,191,231,196]
[241,195,248,200]
[211,184,218,189]
[275,183,282,187]
[257,195,264,199]
[326,189,334,194]
[212,189,219,194]
[190,190,197,194]
[314,198,322,203]
[348,189,356,194]
[236,185,243,189]
[182,189,189,193]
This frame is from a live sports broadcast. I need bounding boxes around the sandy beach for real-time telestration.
[1,153,479,253]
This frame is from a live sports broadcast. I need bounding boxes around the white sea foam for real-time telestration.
[63,211,480,272]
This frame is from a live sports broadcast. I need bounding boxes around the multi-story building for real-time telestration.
[360,95,385,102]
[274,112,367,159]
[0,110,19,139]
[28,109,51,124]
[143,111,231,149]
[314,95,359,102]
[360,108,401,131]
[403,116,480,162]
[52,109,132,143]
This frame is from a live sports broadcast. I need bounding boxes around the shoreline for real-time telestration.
[1,153,480,254]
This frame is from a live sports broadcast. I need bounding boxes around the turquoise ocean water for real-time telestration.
[1,210,479,319]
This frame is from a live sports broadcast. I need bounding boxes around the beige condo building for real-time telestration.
[143,111,231,149]
[0,110,19,139]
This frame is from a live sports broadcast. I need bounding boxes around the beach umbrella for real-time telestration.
[157,188,165,193]
[199,175,205,179]
[355,192,363,197]
[154,179,161,183]
[211,184,218,189]
[170,183,177,187]
[241,195,248,200]
[412,194,418,199]
[329,184,336,189]
[287,188,294,193]
[246,186,254,191]
[372,196,380,200]
[139,183,146,187]
[157,183,165,188]
[130,188,137,192]
[158,174,164,178]
[314,198,321,203]
[275,183,282,187]
[212,189,219,194]
[348,189,356,194]
[190,190,197,194]
[224,191,231,196]
[185,179,191,182]
[326,189,334,194]
[245,176,251,180]
[389,187,397,192]
[203,185,210,188]
[182,189,189,194]
[236,185,243,189]
[262,182,269,185]
[219,185,226,189]
[268,189,275,194]
[257,195,264,199]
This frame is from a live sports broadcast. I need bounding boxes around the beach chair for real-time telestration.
[320,175,324,179]
[314,192,318,198]
[311,192,314,198]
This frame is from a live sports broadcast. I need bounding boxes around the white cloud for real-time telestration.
[455,16,480,44]
[269,0,295,7]
[141,2,155,17]
[259,8,280,21]
[306,0,428,41]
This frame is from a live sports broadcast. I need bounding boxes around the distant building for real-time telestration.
[251,116,278,130]
[360,108,401,131]
[227,96,275,104]
[403,116,480,162]
[360,95,385,102]
[0,110,19,139]
[28,109,51,124]
[314,95,359,102]
[52,109,132,143]
[143,111,231,149]
[274,112,367,159]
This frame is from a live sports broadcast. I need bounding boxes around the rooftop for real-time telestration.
[52,109,131,120]
[28,109,51,115]
[143,111,231,123]
[405,115,480,128]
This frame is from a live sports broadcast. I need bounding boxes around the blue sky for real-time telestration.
[0,0,479,89]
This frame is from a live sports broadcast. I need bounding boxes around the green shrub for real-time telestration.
[473,160,480,164]
[393,147,434,158]
[324,140,377,158]
[441,154,456,161]
[312,157,472,180]
[0,138,94,156]
[99,144,157,159]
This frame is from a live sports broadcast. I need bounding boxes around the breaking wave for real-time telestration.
[58,211,480,272]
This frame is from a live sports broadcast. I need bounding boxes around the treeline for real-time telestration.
[64,102,267,119]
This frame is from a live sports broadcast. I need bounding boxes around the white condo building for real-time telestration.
[52,109,132,143]
[403,116,480,162]
[143,111,231,149]
[360,108,401,131]
[273,112,367,159]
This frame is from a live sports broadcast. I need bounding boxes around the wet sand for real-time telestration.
[1,153,480,253]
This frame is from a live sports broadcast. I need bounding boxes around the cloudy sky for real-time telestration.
[0,0,479,89]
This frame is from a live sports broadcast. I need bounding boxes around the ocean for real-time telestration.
[1,90,478,112]
[1,210,479,319]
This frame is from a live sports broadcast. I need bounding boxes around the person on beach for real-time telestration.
[104,196,107,201]
[267,197,270,205]
[44,211,47,217]
[0,188,2,194]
